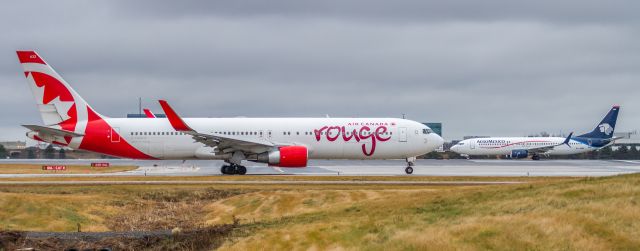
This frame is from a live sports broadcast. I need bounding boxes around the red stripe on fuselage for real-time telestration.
[79,108,156,159]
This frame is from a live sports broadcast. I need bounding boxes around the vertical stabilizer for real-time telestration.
[578,106,620,139]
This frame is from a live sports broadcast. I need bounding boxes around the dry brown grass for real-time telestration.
[215,174,640,250]
[0,164,137,174]
[0,174,638,250]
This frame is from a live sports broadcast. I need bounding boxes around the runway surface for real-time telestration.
[1,159,640,177]
[0,180,524,186]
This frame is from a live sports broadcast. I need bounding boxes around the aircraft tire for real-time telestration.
[221,165,237,175]
[405,166,414,175]
[237,165,247,175]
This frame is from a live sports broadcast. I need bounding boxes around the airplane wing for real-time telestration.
[158,100,276,154]
[143,109,156,118]
[527,132,573,154]
[22,124,84,138]
[607,136,624,142]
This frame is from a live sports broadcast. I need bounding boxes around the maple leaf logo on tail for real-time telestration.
[17,51,101,145]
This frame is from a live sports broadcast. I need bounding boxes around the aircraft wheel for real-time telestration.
[221,165,237,175]
[237,165,247,175]
[405,166,414,175]
[532,155,540,160]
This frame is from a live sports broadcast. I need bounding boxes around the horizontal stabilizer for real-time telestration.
[22,124,84,138]
[563,132,573,147]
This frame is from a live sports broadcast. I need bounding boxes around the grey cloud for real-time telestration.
[0,1,638,141]
[113,0,640,24]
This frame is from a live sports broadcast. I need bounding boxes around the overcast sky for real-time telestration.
[1,0,638,142]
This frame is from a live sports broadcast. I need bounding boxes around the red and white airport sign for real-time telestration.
[42,165,66,171]
[91,162,110,168]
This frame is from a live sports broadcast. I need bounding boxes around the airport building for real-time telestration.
[0,141,27,150]
[612,131,640,150]
[423,123,442,137]
[127,113,166,118]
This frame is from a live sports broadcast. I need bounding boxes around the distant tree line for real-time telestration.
[0,145,6,159]
[13,144,68,159]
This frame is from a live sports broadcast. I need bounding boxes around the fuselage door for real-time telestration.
[470,140,476,149]
[110,127,121,143]
[399,127,407,142]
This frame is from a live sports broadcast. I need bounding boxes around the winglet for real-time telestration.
[143,108,156,118]
[563,132,573,147]
[158,100,193,131]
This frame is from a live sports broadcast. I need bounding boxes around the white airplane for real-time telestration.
[450,106,620,160]
[17,51,444,175]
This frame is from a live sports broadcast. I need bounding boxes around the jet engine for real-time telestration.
[509,149,529,159]
[257,146,308,167]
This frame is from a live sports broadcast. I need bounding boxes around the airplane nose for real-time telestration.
[435,134,444,148]
[427,134,444,151]
[450,144,459,153]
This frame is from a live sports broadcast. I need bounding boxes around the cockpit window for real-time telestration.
[422,128,433,134]
[457,142,465,146]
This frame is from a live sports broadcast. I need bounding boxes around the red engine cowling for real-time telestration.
[257,146,308,167]
[279,146,308,167]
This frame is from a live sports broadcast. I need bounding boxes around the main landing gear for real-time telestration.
[221,164,247,175]
[405,157,416,175]
[531,154,541,161]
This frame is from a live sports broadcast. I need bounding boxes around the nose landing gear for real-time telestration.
[405,166,414,174]
[405,157,416,174]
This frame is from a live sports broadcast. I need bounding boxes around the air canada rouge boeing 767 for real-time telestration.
[17,51,444,175]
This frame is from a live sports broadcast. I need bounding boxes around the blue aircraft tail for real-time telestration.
[577,106,620,139]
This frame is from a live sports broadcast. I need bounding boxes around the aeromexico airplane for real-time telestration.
[450,106,621,160]
[17,51,444,175]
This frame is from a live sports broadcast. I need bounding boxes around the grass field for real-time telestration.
[0,174,639,250]
[0,164,138,174]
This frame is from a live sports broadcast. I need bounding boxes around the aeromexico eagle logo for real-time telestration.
[314,123,392,156]
[599,123,613,135]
